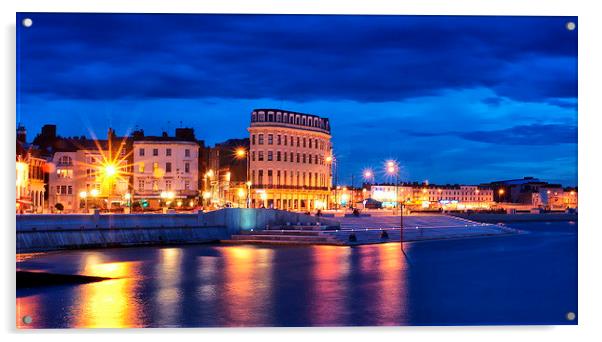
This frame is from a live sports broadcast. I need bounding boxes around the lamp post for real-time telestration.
[235,147,251,208]
[79,191,88,213]
[124,193,131,213]
[385,160,404,252]
[90,188,99,210]
[326,155,337,210]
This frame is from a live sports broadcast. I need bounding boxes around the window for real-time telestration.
[308,154,312,164]
[138,179,145,191]
[290,152,294,162]
[290,136,294,146]
[277,135,281,145]
[309,139,312,148]
[283,152,287,162]
[166,180,172,191]
[268,134,273,145]
[185,149,190,157]
[166,162,172,173]
[152,180,158,191]
[68,185,73,195]
[185,163,190,173]
[184,180,190,190]
[258,151,264,161]
[296,153,300,163]
[153,148,159,156]
[268,170,273,185]
[277,170,281,185]
[297,137,300,147]
[252,134,256,145]
[276,151,281,161]
[139,163,145,173]
[303,138,306,148]
[139,148,145,156]
[166,148,172,156]
[302,154,306,163]
[284,135,288,146]
[153,162,159,175]
[258,134,264,145]
[267,151,273,161]
[258,170,264,185]
[252,151,256,161]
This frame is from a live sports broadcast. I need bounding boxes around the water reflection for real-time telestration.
[309,246,350,325]
[71,256,143,328]
[17,223,575,328]
[220,246,274,326]
[154,248,182,327]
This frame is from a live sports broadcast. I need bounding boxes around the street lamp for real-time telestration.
[385,159,404,252]
[326,155,337,210]
[498,188,505,203]
[246,181,252,208]
[90,188,99,209]
[124,193,131,213]
[234,147,251,208]
[79,191,88,213]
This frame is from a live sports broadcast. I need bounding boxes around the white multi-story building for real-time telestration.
[248,109,333,210]
[370,184,494,209]
[132,135,199,208]
[48,139,130,213]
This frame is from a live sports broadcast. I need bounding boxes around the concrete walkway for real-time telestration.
[227,214,520,246]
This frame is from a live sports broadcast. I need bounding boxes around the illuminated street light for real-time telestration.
[80,191,88,212]
[90,189,99,197]
[235,148,247,159]
[104,164,117,177]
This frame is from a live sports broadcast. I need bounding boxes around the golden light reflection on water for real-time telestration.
[309,246,351,325]
[221,246,273,326]
[16,293,41,329]
[375,243,408,325]
[154,248,182,326]
[70,254,143,328]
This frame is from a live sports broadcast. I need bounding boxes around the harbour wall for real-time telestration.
[17,208,339,253]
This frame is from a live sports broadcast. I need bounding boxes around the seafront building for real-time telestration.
[47,129,131,213]
[132,128,200,209]
[248,109,333,210]
[16,125,48,213]
[368,184,494,210]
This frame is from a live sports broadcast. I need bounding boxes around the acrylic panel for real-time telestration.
[16,13,578,328]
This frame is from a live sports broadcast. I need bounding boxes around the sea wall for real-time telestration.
[17,208,339,253]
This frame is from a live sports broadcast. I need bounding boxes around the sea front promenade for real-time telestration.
[16,208,340,253]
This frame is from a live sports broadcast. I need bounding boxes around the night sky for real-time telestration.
[16,13,578,186]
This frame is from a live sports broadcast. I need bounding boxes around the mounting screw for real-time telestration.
[22,315,32,324]
[22,18,33,28]
[566,22,576,31]
[566,312,576,321]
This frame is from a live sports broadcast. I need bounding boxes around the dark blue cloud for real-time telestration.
[17,14,577,103]
[16,13,578,186]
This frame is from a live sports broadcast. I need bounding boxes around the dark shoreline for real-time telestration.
[17,271,111,289]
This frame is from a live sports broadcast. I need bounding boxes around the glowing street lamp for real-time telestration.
[235,147,251,208]
[79,191,88,212]
[384,159,404,253]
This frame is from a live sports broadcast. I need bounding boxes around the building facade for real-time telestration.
[248,109,333,210]
[16,125,48,213]
[369,184,494,210]
[132,131,199,209]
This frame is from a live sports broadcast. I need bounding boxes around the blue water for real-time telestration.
[16,221,577,328]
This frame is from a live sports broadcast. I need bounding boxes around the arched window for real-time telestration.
[302,117,306,126]
[252,112,257,122]
[268,112,274,121]
[276,112,282,122]
[259,112,265,121]
[283,113,288,123]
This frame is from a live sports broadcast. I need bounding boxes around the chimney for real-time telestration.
[16,125,27,144]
